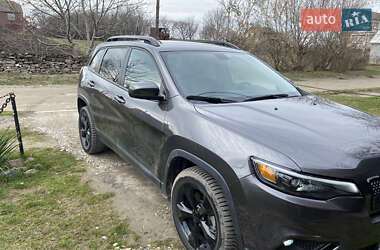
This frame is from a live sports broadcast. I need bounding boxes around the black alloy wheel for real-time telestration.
[79,109,91,151]
[78,106,106,154]
[172,167,238,250]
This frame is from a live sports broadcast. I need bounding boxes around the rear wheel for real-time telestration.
[79,106,106,154]
[171,167,238,250]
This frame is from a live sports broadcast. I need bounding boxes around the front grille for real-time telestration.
[370,178,380,211]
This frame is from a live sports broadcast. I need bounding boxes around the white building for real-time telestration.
[369,31,380,64]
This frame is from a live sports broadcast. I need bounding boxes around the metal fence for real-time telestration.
[0,92,24,155]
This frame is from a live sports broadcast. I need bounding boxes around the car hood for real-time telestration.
[194,95,380,175]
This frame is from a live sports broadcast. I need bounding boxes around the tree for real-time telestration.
[200,8,228,40]
[23,0,78,46]
[171,18,198,40]
[79,0,143,55]
[201,0,370,72]
[201,0,258,48]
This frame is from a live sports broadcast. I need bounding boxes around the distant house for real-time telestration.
[0,0,23,32]
[350,12,380,49]
[370,32,380,64]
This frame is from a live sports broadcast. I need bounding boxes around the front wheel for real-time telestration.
[171,167,238,250]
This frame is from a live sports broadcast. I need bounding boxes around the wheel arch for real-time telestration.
[162,148,244,249]
[77,94,89,113]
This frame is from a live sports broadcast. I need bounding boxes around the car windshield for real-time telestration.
[161,51,301,103]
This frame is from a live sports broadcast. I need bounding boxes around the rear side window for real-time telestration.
[89,49,105,72]
[99,48,127,83]
[124,49,162,89]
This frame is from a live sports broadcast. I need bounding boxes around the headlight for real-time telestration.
[251,157,360,200]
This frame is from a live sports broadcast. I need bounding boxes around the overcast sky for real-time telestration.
[144,0,380,22]
[145,0,217,22]
[18,0,380,21]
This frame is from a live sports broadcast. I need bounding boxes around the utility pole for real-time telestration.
[155,0,160,39]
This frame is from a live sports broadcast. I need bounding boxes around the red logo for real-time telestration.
[301,9,341,31]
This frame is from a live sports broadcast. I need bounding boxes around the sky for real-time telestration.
[145,0,218,22]
[144,0,380,21]
[16,0,380,22]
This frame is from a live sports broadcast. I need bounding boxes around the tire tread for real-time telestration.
[79,107,106,154]
[173,167,239,249]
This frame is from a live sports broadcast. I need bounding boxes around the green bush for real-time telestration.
[0,130,17,171]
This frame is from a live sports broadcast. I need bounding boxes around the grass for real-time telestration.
[284,65,380,80]
[0,147,141,249]
[0,111,13,116]
[0,111,30,117]
[2,128,45,144]
[49,37,102,56]
[0,73,78,86]
[322,95,380,117]
[0,129,182,249]
[317,87,380,117]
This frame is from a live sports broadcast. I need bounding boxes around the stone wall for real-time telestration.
[0,51,87,74]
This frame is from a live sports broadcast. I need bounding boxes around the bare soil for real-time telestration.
[295,76,380,92]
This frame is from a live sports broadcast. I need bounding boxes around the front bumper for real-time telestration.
[238,174,380,250]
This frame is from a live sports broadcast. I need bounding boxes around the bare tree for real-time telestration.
[257,0,369,71]
[200,8,227,40]
[218,0,257,43]
[201,0,258,48]
[201,0,370,72]
[80,0,143,55]
[23,0,78,46]
[171,18,199,40]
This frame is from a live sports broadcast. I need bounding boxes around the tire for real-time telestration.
[171,167,238,250]
[78,106,106,154]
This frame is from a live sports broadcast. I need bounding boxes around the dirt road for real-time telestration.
[0,76,379,244]
[296,77,380,92]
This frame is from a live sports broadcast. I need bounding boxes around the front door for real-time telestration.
[114,48,168,176]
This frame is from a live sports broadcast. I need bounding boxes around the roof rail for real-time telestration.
[107,35,161,47]
[190,40,240,50]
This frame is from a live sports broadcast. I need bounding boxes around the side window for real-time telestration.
[124,49,162,89]
[89,49,105,72]
[99,48,126,83]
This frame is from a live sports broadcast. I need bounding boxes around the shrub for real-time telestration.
[0,131,17,171]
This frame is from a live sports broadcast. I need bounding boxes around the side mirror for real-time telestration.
[129,82,165,101]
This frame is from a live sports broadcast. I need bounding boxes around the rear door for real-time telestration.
[94,47,129,139]
[84,48,106,123]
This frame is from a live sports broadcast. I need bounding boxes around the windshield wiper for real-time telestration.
[186,95,236,103]
[243,94,289,102]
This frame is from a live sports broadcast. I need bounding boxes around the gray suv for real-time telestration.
[77,35,380,250]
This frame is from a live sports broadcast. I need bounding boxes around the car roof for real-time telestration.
[95,40,242,53]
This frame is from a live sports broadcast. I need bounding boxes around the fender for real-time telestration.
[77,93,91,112]
[163,149,245,249]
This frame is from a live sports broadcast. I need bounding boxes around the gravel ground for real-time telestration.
[0,85,179,246]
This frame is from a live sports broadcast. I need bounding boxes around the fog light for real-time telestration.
[283,239,294,247]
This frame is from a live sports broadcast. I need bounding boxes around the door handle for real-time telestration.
[114,95,126,104]
[88,80,95,88]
